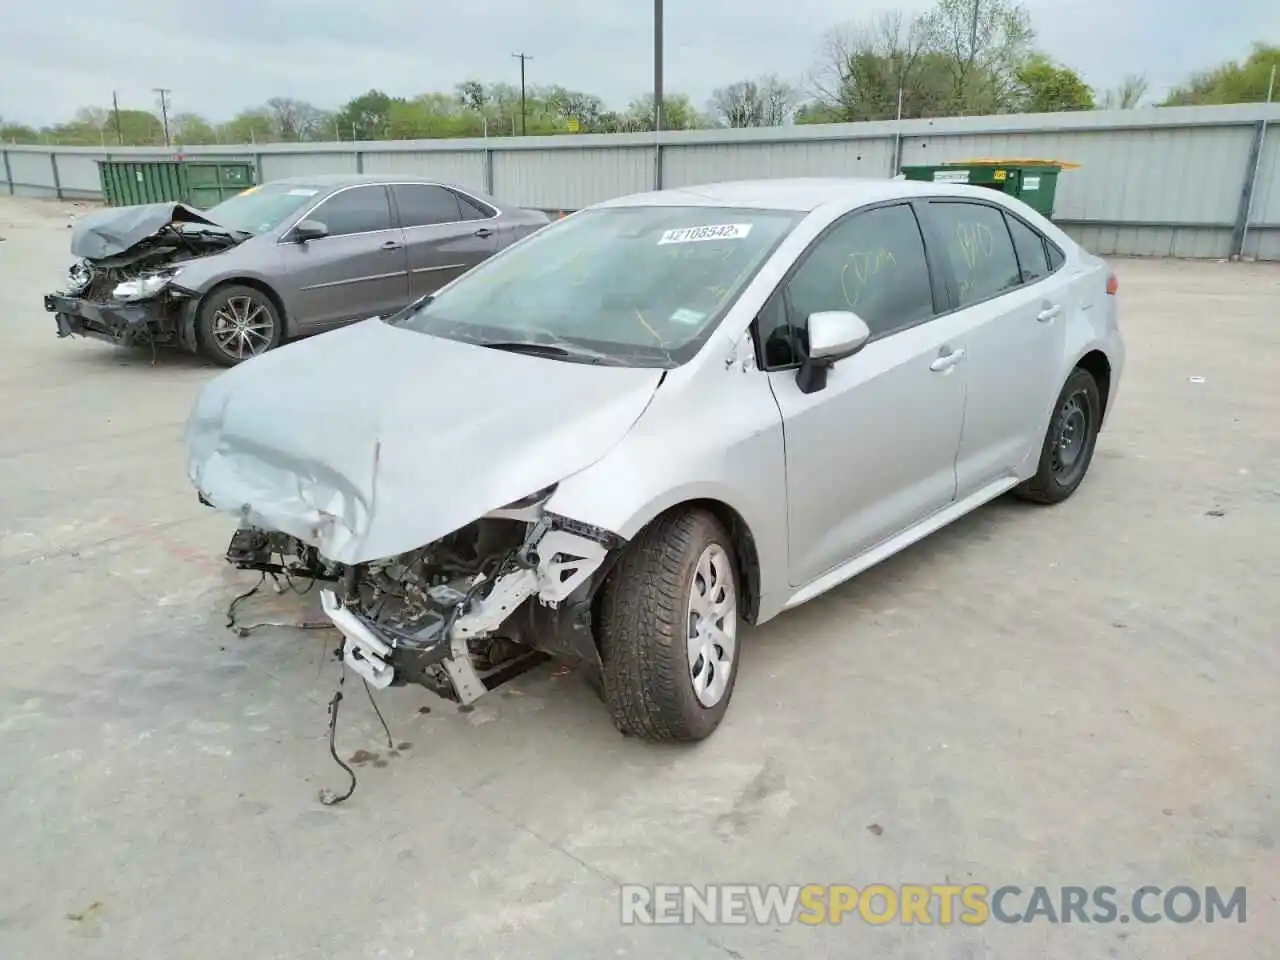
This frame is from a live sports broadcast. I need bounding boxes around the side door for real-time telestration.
[759,202,968,587]
[921,200,1067,497]
[279,184,409,331]
[389,183,499,299]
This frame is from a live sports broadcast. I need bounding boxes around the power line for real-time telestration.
[153,87,172,147]
[511,53,532,135]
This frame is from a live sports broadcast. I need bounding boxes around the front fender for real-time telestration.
[545,349,791,620]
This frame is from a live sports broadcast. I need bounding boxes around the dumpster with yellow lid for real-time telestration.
[899,158,1078,220]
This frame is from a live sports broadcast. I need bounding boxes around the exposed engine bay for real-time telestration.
[224,505,624,703]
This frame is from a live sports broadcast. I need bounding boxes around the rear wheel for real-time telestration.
[197,285,282,366]
[1016,367,1103,504]
[598,509,740,742]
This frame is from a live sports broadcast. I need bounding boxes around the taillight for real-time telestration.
[1106,272,1119,296]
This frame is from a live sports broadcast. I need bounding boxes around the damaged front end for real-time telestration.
[44,202,242,351]
[224,493,624,703]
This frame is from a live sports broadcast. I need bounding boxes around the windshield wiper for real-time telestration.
[478,340,612,364]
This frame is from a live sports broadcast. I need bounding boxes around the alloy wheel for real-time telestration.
[212,295,275,361]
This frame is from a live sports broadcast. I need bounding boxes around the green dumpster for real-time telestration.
[97,158,256,209]
[900,158,1076,219]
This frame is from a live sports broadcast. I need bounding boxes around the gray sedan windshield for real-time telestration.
[206,183,323,235]
[391,205,802,366]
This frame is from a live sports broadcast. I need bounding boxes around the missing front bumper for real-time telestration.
[43,292,196,350]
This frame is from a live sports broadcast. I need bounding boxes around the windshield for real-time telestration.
[205,182,323,234]
[390,205,802,367]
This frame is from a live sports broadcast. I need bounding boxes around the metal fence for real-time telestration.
[4,103,1279,260]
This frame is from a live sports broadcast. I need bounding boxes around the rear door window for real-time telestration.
[392,184,465,227]
[453,191,496,220]
[927,201,1022,307]
[1004,213,1051,283]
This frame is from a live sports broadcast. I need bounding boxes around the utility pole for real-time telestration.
[153,87,173,147]
[511,53,532,135]
[111,90,124,145]
[654,0,664,132]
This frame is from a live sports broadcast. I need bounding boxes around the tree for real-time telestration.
[1015,54,1094,112]
[809,12,955,121]
[1099,74,1149,109]
[334,89,404,140]
[624,93,706,130]
[172,112,218,145]
[921,0,1036,113]
[454,81,488,112]
[1162,44,1280,105]
[540,85,607,131]
[710,74,799,127]
[0,117,39,143]
[221,109,276,144]
[264,97,331,141]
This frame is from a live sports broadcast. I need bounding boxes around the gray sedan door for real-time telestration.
[390,184,499,298]
[279,185,410,331]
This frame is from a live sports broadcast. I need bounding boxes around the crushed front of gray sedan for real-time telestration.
[43,203,245,351]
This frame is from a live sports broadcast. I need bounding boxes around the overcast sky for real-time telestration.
[2,0,1275,125]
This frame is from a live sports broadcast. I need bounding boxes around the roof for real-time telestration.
[268,173,461,188]
[595,177,994,213]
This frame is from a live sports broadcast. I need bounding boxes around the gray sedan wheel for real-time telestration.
[598,509,741,742]
[197,285,283,367]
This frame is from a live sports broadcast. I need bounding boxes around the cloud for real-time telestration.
[2,0,1276,125]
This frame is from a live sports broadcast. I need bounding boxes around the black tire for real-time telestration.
[1015,367,1103,504]
[598,509,741,742]
[197,284,283,367]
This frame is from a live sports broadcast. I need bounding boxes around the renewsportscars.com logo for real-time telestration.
[620,884,1248,926]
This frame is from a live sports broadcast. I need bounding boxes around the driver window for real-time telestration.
[308,185,394,237]
[758,203,936,369]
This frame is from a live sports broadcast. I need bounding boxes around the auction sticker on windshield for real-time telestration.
[658,224,753,244]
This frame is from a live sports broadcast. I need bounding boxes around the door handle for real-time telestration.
[929,347,965,372]
[381,240,404,250]
[473,227,494,238]
[1037,304,1061,323]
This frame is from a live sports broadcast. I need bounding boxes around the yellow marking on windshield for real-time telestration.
[635,309,664,343]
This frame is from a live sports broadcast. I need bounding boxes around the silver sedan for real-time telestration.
[186,176,1125,742]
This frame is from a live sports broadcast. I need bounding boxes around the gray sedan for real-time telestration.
[43,174,550,365]
[187,177,1125,742]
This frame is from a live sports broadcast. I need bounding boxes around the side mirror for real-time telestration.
[796,311,871,395]
[291,219,328,243]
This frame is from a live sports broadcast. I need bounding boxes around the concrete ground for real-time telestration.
[0,195,1277,960]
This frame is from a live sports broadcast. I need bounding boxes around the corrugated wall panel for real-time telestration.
[662,138,896,188]
[51,152,109,194]
[260,151,358,180]
[1064,224,1232,259]
[360,150,486,191]
[6,151,55,190]
[901,126,1251,227]
[492,147,651,208]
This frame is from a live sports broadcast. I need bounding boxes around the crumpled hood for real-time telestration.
[185,319,665,565]
[70,202,226,260]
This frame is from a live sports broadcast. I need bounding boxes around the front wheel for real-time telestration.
[1015,367,1103,504]
[598,509,740,742]
[197,285,283,366]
